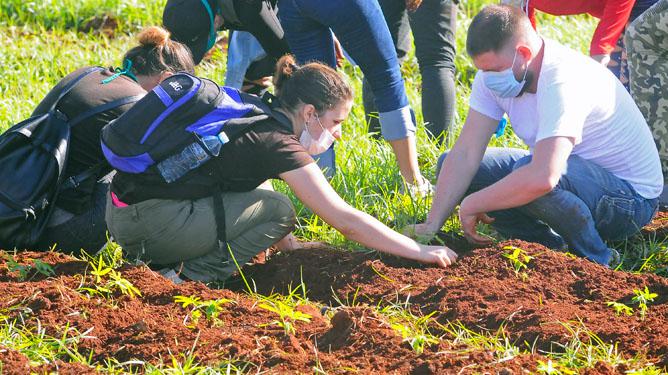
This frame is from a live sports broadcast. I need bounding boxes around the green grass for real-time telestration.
[1,0,667,372]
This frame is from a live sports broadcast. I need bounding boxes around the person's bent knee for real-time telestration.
[256,189,297,232]
[436,150,451,177]
[511,155,533,171]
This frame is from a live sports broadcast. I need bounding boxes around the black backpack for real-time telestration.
[101,72,290,257]
[0,67,142,250]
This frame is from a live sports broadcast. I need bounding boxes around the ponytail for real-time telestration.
[273,54,353,114]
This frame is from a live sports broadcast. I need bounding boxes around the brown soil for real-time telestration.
[236,240,668,368]
[1,237,666,373]
[0,250,545,374]
[642,210,668,240]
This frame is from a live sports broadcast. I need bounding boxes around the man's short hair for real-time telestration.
[466,5,530,57]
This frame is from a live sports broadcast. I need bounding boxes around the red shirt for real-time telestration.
[526,0,635,56]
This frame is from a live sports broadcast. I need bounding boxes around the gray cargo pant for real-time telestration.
[106,188,296,282]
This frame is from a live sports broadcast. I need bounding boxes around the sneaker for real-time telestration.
[157,268,185,285]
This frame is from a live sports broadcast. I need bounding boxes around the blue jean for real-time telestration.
[277,0,414,142]
[225,31,267,89]
[437,148,658,265]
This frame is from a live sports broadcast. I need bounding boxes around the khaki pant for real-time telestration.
[106,189,296,282]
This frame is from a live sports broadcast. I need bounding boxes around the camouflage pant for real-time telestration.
[625,0,668,182]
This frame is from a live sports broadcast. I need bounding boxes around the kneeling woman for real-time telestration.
[34,27,194,254]
[105,55,457,282]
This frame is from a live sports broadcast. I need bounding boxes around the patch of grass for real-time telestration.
[377,300,441,354]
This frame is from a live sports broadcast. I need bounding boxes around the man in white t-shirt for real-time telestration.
[410,4,662,265]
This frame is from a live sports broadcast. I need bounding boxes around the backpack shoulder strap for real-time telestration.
[49,67,105,112]
[59,163,105,191]
[260,92,293,129]
[69,94,144,127]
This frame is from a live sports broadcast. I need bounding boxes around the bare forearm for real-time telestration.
[464,166,551,214]
[425,150,480,231]
[334,208,424,259]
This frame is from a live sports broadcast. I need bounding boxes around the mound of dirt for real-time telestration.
[642,210,668,239]
[237,240,668,366]
[0,251,548,373]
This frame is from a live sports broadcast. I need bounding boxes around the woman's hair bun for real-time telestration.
[137,26,171,48]
[273,54,299,94]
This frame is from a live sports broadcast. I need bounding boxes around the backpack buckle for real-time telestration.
[66,175,80,189]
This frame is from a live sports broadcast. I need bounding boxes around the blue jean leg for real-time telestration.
[278,0,414,141]
[437,148,566,249]
[510,154,657,264]
[437,148,658,264]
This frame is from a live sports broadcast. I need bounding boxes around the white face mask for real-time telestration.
[299,113,336,155]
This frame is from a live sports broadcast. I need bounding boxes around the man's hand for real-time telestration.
[459,197,495,245]
[418,245,458,268]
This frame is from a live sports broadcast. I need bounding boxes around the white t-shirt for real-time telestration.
[469,39,663,199]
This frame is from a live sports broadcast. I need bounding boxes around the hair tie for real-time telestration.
[102,59,138,84]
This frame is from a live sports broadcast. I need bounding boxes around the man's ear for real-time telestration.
[517,44,533,63]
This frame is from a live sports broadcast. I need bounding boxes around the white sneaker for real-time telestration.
[157,268,185,285]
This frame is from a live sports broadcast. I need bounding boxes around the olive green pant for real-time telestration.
[105,189,296,282]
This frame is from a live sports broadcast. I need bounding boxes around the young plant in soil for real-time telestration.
[632,286,658,320]
[502,246,534,280]
[173,295,235,328]
[257,284,312,336]
[5,256,55,281]
[605,301,634,316]
[77,254,141,299]
[378,301,441,354]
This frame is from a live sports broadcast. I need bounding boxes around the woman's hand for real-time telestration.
[418,245,458,268]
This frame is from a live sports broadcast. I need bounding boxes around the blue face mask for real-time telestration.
[482,49,529,98]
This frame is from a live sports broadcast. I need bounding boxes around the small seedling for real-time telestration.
[389,311,439,354]
[257,284,312,336]
[606,301,634,316]
[502,246,534,280]
[5,256,55,281]
[6,257,31,280]
[32,260,55,277]
[632,286,658,320]
[174,295,234,328]
[378,301,440,355]
[77,254,141,299]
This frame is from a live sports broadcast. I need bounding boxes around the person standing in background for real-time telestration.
[364,0,458,144]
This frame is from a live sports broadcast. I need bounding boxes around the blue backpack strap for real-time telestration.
[69,94,144,127]
[49,67,104,112]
